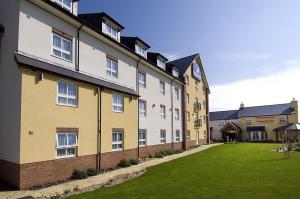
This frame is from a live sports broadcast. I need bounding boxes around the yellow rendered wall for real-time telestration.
[20,69,98,164]
[185,64,208,141]
[101,89,138,153]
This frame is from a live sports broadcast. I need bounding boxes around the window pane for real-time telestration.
[112,133,118,142]
[58,96,67,104]
[57,149,66,157]
[57,134,67,146]
[63,40,71,52]
[53,49,61,57]
[68,84,76,96]
[68,98,76,105]
[66,148,75,155]
[62,53,71,61]
[58,82,67,94]
[68,134,76,145]
[63,0,71,7]
[53,35,61,48]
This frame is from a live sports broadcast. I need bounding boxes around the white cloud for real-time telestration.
[210,61,300,116]
[218,52,272,61]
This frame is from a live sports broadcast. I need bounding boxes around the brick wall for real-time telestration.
[0,159,20,189]
[100,148,138,169]
[139,142,184,158]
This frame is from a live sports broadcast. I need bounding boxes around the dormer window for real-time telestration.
[105,23,118,40]
[172,69,179,77]
[136,44,147,57]
[51,0,72,12]
[157,59,165,70]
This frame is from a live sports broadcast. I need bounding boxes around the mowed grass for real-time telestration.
[68,144,300,199]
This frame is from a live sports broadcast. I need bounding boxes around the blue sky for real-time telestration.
[79,0,300,111]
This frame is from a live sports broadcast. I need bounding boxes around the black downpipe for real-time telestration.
[170,79,174,151]
[76,24,83,71]
[136,58,141,158]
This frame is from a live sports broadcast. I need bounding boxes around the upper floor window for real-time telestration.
[195,81,199,91]
[175,109,180,120]
[172,69,179,77]
[138,72,146,87]
[187,112,190,122]
[52,33,72,62]
[57,81,77,107]
[139,100,147,117]
[244,119,252,125]
[105,23,118,40]
[56,132,77,159]
[112,94,124,112]
[175,88,179,100]
[186,94,190,104]
[160,81,165,95]
[106,58,118,78]
[157,59,166,70]
[203,101,206,109]
[51,0,72,12]
[160,105,166,119]
[136,44,146,57]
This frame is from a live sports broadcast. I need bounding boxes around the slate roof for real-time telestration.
[167,54,198,75]
[210,103,295,121]
[210,110,239,121]
[79,12,124,30]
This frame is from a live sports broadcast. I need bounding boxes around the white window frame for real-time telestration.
[175,130,180,142]
[136,44,146,57]
[160,81,165,95]
[106,58,118,78]
[139,101,146,117]
[160,130,166,144]
[105,23,118,40]
[138,72,146,87]
[138,131,147,147]
[172,69,179,77]
[175,88,179,100]
[245,120,252,125]
[250,131,262,141]
[112,94,124,112]
[112,132,123,151]
[52,33,72,62]
[56,132,77,159]
[160,105,166,119]
[175,109,180,120]
[157,59,166,70]
[57,81,77,107]
[51,0,73,12]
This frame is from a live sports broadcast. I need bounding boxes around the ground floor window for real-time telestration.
[112,132,123,151]
[139,131,147,147]
[160,130,166,143]
[56,132,77,158]
[175,130,180,142]
[250,131,263,141]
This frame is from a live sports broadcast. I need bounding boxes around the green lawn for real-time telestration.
[68,144,300,199]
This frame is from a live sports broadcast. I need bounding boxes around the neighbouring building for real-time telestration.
[210,100,298,142]
[0,0,210,189]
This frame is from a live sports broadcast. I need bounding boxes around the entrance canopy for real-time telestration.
[220,122,241,134]
[274,123,300,132]
[247,126,265,132]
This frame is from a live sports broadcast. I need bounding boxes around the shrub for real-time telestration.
[130,159,139,165]
[161,151,168,156]
[154,152,164,158]
[72,169,88,180]
[87,168,99,176]
[148,154,153,158]
[118,159,132,167]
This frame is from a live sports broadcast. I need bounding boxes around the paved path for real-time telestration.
[0,143,222,199]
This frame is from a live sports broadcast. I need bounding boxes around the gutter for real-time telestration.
[76,24,83,71]
[136,57,142,158]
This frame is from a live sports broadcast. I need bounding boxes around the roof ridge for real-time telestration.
[243,103,290,109]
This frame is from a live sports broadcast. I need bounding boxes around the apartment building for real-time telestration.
[0,0,210,189]
[210,100,298,142]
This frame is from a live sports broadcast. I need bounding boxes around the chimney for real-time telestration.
[240,102,244,109]
[291,98,298,122]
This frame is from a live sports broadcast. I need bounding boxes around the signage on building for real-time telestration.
[192,62,202,81]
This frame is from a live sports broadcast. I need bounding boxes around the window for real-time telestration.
[279,117,287,124]
[186,94,189,104]
[57,81,77,106]
[105,23,118,40]
[187,130,190,140]
[175,109,180,120]
[106,58,118,78]
[139,101,146,117]
[160,130,166,143]
[186,76,189,85]
[56,132,77,158]
[199,118,203,127]
[245,120,252,125]
[112,95,124,112]
[203,116,206,124]
[138,72,146,87]
[112,132,123,151]
[187,112,190,122]
[51,0,72,12]
[203,101,206,109]
[195,81,199,91]
[172,69,179,77]
[250,131,262,141]
[138,131,147,146]
[157,59,165,70]
[175,130,180,142]
[219,121,225,126]
[136,44,146,57]
[160,81,165,95]
[160,105,166,119]
[175,88,179,100]
[52,33,72,61]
